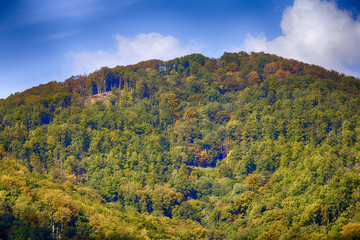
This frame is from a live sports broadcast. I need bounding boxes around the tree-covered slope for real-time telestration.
[1,52,360,239]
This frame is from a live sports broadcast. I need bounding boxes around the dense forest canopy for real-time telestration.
[1,52,360,239]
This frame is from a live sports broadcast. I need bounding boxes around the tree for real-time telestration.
[246,71,261,86]
[341,223,360,240]
[225,62,239,72]
[183,108,199,121]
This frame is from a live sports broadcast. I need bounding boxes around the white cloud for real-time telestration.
[244,0,360,77]
[71,33,200,74]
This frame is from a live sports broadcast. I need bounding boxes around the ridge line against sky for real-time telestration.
[0,0,360,99]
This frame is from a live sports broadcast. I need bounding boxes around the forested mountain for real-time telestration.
[1,52,360,239]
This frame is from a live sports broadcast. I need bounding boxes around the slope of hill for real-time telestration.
[1,52,360,239]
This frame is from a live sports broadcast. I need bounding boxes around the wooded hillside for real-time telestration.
[1,52,360,239]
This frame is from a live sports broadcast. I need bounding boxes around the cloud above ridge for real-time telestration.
[71,33,199,74]
[244,0,360,77]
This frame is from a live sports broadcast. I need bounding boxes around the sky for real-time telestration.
[0,0,360,99]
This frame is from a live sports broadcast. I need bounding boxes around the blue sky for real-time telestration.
[1,0,360,99]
